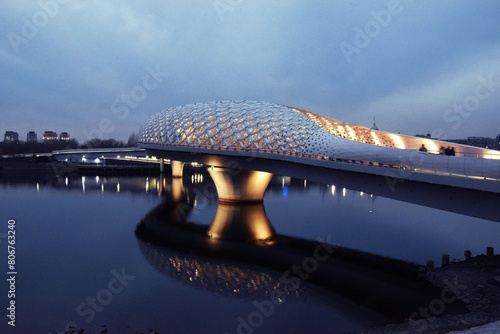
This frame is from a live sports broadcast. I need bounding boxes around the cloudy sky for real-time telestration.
[1,0,500,143]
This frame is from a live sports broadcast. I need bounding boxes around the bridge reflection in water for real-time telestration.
[135,175,468,327]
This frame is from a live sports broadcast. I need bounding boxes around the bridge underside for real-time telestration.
[143,145,500,194]
[144,146,500,223]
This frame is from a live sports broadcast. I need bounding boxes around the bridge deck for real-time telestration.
[140,144,500,194]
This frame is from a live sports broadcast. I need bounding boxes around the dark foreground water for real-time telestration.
[0,170,499,333]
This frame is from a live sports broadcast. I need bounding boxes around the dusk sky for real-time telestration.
[1,0,500,143]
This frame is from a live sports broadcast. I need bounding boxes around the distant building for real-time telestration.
[4,131,19,142]
[43,131,58,142]
[59,132,70,141]
[447,137,496,149]
[370,117,379,131]
[467,137,492,148]
[415,134,432,139]
[496,134,500,150]
[27,131,37,142]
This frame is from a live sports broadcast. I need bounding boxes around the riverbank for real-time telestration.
[0,157,161,175]
[363,254,500,333]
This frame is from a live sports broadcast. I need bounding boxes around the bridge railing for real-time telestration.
[426,150,500,159]
[326,155,500,181]
[141,142,500,181]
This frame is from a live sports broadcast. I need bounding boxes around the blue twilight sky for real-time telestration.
[1,0,500,143]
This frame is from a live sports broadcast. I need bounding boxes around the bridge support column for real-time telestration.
[207,167,273,203]
[171,160,185,178]
[158,174,165,196]
[208,203,275,241]
[159,158,165,173]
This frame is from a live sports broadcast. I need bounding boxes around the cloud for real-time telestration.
[1,0,499,142]
[346,49,500,138]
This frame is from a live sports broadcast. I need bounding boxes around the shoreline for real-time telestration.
[363,254,500,333]
[57,254,500,334]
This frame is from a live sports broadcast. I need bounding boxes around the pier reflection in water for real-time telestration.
[135,175,470,330]
[2,170,498,267]
[1,169,499,333]
[135,175,397,332]
[208,203,276,241]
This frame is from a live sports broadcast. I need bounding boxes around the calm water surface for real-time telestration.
[0,171,499,333]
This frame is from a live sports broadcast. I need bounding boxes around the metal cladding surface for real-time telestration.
[138,100,320,154]
[138,100,500,179]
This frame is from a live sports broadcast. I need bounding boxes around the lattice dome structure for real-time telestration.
[137,100,421,153]
[138,100,500,179]
[139,101,320,154]
[138,100,381,158]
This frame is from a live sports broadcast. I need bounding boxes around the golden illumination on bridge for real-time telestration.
[138,101,500,180]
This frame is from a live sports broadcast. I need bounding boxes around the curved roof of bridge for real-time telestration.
[138,100,370,154]
[138,100,500,179]
[138,100,500,158]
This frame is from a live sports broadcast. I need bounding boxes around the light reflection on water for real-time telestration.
[264,176,499,265]
[0,171,499,333]
[2,171,499,266]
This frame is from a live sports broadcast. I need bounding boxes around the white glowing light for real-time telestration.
[390,134,405,149]
[371,132,380,146]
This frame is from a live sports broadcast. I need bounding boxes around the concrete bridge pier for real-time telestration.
[159,158,165,173]
[207,167,273,203]
[171,160,185,178]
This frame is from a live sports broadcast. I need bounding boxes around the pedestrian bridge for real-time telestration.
[138,100,500,200]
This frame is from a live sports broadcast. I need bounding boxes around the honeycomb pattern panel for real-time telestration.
[292,107,375,144]
[138,101,323,155]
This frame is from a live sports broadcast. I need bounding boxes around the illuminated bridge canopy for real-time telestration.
[137,100,391,158]
[138,100,500,180]
[139,101,322,155]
